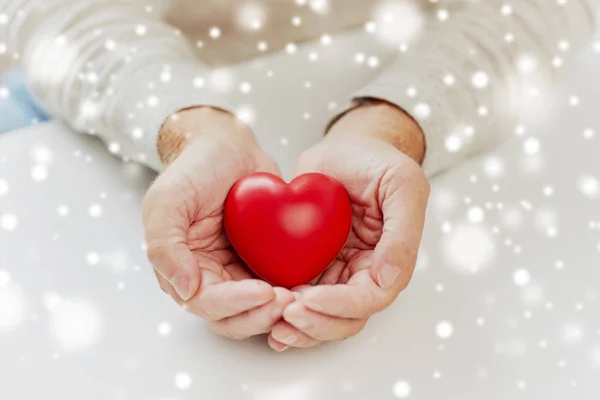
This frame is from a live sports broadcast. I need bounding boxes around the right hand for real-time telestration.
[142,107,295,339]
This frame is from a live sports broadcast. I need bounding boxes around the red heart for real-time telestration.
[224,172,352,289]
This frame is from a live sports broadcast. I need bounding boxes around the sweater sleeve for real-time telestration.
[351,0,597,177]
[0,0,234,171]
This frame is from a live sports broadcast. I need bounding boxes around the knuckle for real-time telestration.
[145,242,169,268]
[184,299,213,321]
[212,322,250,340]
[200,308,220,322]
[396,270,413,293]
[142,182,173,216]
[341,320,368,340]
[365,288,385,314]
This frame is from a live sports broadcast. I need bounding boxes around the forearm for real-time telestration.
[352,0,596,176]
[1,0,230,171]
[157,107,258,166]
[327,99,426,165]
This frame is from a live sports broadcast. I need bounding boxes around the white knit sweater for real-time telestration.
[0,0,596,175]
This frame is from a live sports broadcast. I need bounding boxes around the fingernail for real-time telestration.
[172,274,194,301]
[276,345,290,352]
[276,334,298,346]
[378,263,400,290]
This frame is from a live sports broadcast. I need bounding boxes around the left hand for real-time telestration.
[268,101,430,351]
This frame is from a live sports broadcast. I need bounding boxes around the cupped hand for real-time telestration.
[268,101,430,351]
[143,107,295,339]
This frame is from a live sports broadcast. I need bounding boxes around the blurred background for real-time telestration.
[1,1,600,399]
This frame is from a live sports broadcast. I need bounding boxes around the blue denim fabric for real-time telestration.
[0,69,50,133]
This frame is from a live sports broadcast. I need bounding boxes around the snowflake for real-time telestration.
[209,26,221,39]
[444,135,462,153]
[577,175,599,199]
[235,3,267,31]
[309,0,329,14]
[435,321,454,339]
[437,9,449,21]
[443,224,495,273]
[135,25,147,36]
[516,54,538,74]
[57,205,69,217]
[1,213,18,231]
[0,86,9,100]
[257,41,268,52]
[561,323,584,345]
[209,69,234,93]
[89,204,103,217]
[583,128,595,139]
[472,71,490,89]
[236,106,255,124]
[443,74,455,86]
[239,82,252,94]
[0,279,25,333]
[513,269,531,286]
[42,292,63,311]
[568,95,580,106]
[372,1,424,45]
[523,137,540,154]
[320,34,332,46]
[367,56,379,68]
[50,298,102,352]
[175,372,192,390]
[157,321,172,336]
[413,102,431,119]
[86,251,100,266]
[393,380,411,398]
[467,206,485,223]
[285,43,298,54]
[193,77,205,89]
[0,179,9,197]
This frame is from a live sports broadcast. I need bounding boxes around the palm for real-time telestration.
[175,139,279,287]
[186,206,262,290]
[295,135,404,286]
[144,109,299,342]
[144,133,280,298]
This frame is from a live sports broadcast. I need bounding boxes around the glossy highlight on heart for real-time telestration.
[224,172,352,289]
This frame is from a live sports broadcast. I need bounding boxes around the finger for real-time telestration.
[256,153,282,176]
[291,285,313,296]
[153,270,182,302]
[143,184,200,301]
[317,259,346,285]
[223,261,254,281]
[268,335,290,352]
[283,302,368,342]
[299,273,389,319]
[210,287,294,339]
[269,321,321,350]
[372,162,430,292]
[184,279,275,321]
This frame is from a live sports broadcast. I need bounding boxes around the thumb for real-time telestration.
[143,183,200,301]
[371,163,430,293]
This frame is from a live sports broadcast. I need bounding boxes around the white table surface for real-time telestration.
[1,24,600,400]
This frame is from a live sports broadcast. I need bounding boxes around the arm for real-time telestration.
[2,1,292,340]
[349,0,596,176]
[270,0,597,350]
[0,0,232,170]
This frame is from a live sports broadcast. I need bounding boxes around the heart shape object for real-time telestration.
[224,172,352,289]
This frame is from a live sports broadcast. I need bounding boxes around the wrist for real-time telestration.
[327,99,426,164]
[157,106,258,165]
